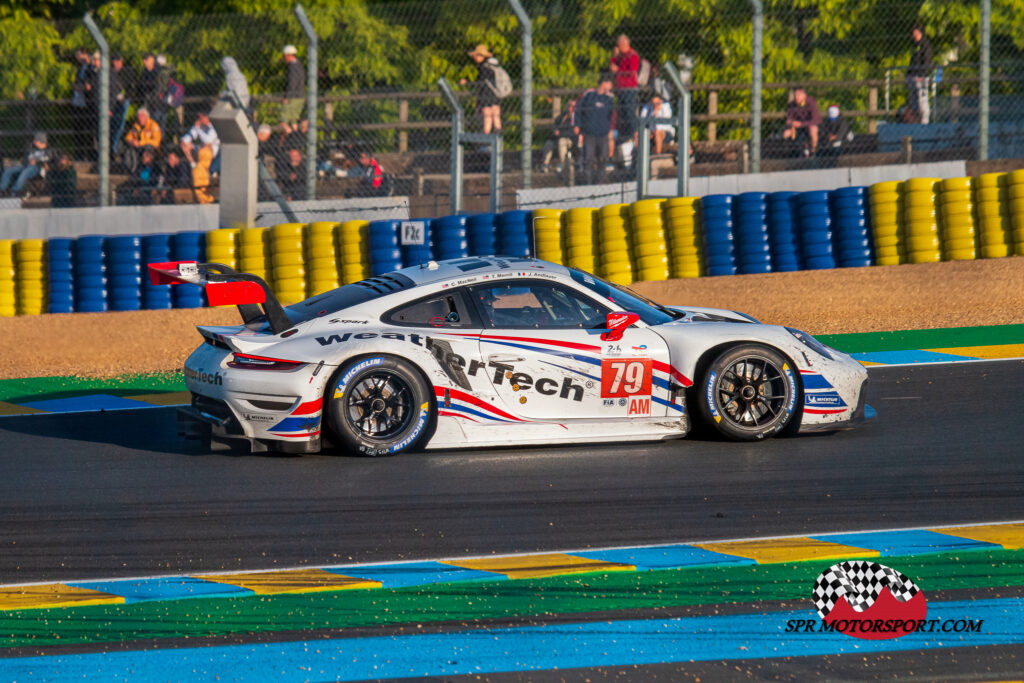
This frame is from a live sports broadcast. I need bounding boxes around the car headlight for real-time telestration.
[786,327,833,360]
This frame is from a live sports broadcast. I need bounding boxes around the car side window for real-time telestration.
[471,281,609,329]
[384,291,475,328]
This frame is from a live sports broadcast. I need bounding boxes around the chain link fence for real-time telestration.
[0,1,1022,213]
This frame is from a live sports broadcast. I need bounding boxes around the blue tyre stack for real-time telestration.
[368,220,402,276]
[398,219,434,268]
[74,235,107,313]
[433,215,469,260]
[467,213,497,256]
[700,194,737,276]
[496,210,532,257]
[830,186,872,268]
[47,238,75,313]
[170,231,205,308]
[795,191,836,270]
[141,234,173,310]
[733,192,772,274]
[106,235,143,311]
[766,192,802,272]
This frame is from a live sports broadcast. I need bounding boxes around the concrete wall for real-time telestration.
[0,197,411,240]
[515,161,969,210]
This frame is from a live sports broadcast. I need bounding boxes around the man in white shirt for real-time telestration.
[182,111,221,173]
[639,94,674,154]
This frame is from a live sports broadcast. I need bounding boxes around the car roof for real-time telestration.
[388,257,574,288]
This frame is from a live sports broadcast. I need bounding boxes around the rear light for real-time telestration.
[228,353,305,371]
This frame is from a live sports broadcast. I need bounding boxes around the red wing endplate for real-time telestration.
[147,261,266,306]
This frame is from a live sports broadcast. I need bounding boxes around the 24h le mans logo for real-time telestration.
[811,561,927,640]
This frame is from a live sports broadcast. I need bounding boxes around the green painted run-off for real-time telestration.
[1,548,1021,649]
[0,372,184,403]
[818,324,1024,353]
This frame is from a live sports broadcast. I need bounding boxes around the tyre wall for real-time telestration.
[2,170,1022,316]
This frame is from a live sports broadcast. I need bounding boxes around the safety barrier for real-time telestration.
[4,171,1021,316]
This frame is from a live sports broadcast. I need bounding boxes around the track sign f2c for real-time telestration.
[400,221,425,246]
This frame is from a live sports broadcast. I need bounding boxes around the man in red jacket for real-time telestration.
[610,34,640,153]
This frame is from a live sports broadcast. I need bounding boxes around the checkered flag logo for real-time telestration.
[812,561,921,619]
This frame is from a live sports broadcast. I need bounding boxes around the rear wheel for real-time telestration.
[325,356,434,456]
[697,345,799,441]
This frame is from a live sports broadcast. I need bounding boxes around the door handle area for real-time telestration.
[487,354,526,363]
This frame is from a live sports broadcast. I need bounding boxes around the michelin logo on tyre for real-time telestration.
[334,357,385,398]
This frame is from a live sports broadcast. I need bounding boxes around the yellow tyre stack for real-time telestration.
[15,238,46,315]
[563,208,599,273]
[532,209,566,265]
[0,239,16,317]
[868,180,903,265]
[239,227,273,286]
[597,203,635,285]
[974,172,1012,259]
[306,221,341,295]
[902,177,942,264]
[1006,168,1024,256]
[630,199,669,282]
[270,223,308,305]
[663,196,703,278]
[937,177,976,261]
[339,220,370,284]
[205,228,240,271]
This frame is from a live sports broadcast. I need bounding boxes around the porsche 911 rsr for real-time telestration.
[148,257,870,455]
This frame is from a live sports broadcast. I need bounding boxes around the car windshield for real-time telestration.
[568,269,678,326]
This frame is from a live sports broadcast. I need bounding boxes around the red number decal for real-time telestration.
[601,358,652,397]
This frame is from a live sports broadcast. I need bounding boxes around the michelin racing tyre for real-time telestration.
[698,344,799,441]
[326,356,434,457]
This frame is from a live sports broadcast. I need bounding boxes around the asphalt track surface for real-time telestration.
[2,360,1023,584]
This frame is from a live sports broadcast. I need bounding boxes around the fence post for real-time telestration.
[979,0,991,161]
[83,13,109,207]
[749,0,763,174]
[294,3,318,200]
[707,89,718,142]
[508,0,532,189]
[398,98,408,153]
[662,62,691,198]
[439,78,463,214]
[868,87,878,134]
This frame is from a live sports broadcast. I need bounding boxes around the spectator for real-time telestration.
[282,118,306,153]
[609,34,640,147]
[70,48,92,159]
[540,99,576,174]
[347,148,389,197]
[256,124,287,173]
[136,53,165,126]
[221,56,250,110]
[907,25,933,124]
[193,144,216,204]
[459,45,504,136]
[783,87,821,156]
[123,107,162,172]
[650,63,672,102]
[156,54,183,141]
[125,146,160,205]
[820,103,854,158]
[280,45,305,127]
[0,133,53,197]
[158,148,191,204]
[575,75,616,185]
[640,94,674,154]
[47,152,78,208]
[111,54,134,154]
[182,111,220,175]
[279,148,307,201]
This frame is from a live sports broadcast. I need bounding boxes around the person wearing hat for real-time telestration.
[782,87,821,157]
[280,45,305,128]
[459,44,503,135]
[0,132,52,197]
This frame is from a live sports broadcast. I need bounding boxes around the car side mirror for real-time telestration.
[601,311,640,342]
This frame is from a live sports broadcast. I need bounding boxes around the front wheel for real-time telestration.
[697,345,800,441]
[325,356,434,456]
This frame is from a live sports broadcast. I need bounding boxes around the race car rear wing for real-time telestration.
[147,261,293,334]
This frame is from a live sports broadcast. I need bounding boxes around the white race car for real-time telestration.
[150,257,870,455]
